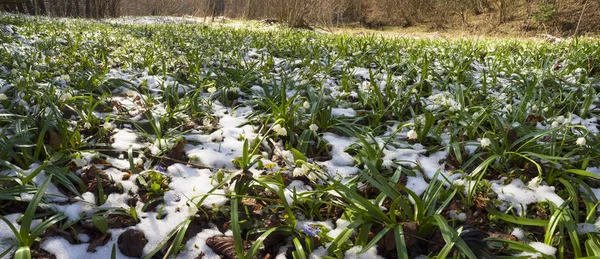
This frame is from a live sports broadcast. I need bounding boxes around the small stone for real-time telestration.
[118,229,148,257]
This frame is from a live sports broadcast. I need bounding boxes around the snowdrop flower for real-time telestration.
[360,81,372,91]
[528,176,541,189]
[59,92,72,102]
[134,158,144,166]
[531,105,538,112]
[73,158,87,167]
[480,138,491,148]
[202,118,212,128]
[207,87,217,94]
[126,90,135,97]
[303,101,310,109]
[60,74,70,81]
[293,164,310,177]
[103,122,112,130]
[83,122,92,129]
[556,116,565,124]
[0,93,7,101]
[309,124,318,132]
[506,104,512,112]
[576,137,586,146]
[272,124,287,136]
[407,129,418,140]
[551,121,559,128]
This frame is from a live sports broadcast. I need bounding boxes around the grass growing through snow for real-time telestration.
[1,12,600,259]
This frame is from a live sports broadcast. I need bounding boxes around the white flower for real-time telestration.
[126,90,135,97]
[0,93,7,101]
[103,122,112,130]
[506,104,512,112]
[203,118,212,127]
[309,124,318,132]
[556,116,565,124]
[59,92,72,102]
[303,101,310,109]
[73,158,87,167]
[551,121,559,128]
[531,105,538,112]
[134,158,144,166]
[207,87,217,94]
[83,122,92,129]
[60,74,70,81]
[407,130,418,140]
[528,176,541,189]
[480,138,491,147]
[293,164,310,177]
[576,137,586,146]
[360,81,372,91]
[272,124,287,136]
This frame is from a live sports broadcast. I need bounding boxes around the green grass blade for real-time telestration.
[394,224,409,259]
[167,219,191,258]
[20,175,53,245]
[231,198,244,259]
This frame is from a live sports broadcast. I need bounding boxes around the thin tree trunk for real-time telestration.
[74,0,80,17]
[16,2,26,13]
[25,0,35,14]
[37,0,46,15]
[86,0,92,17]
[66,0,73,16]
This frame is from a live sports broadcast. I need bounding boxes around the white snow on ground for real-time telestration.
[177,227,224,259]
[184,103,257,170]
[42,229,133,259]
[491,178,565,216]
[513,241,557,258]
[344,246,385,259]
[166,164,228,207]
[331,108,357,117]
[112,129,147,151]
[51,192,96,222]
[2,164,68,203]
[0,214,21,258]
[317,133,358,178]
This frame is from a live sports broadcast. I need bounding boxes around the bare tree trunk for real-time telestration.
[25,0,36,15]
[498,0,506,23]
[86,0,92,17]
[66,0,73,16]
[109,0,119,17]
[16,2,26,13]
[74,0,81,17]
[38,0,46,15]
